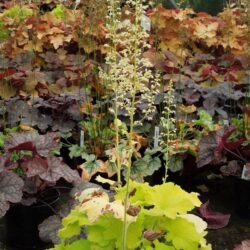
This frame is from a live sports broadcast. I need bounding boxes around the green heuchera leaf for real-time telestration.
[69,145,84,158]
[84,158,99,174]
[168,155,184,172]
[129,155,161,180]
[116,181,201,219]
[195,110,214,131]
[0,132,6,148]
[50,239,91,250]
[52,183,210,250]
[0,22,9,42]
[87,215,123,248]
[164,217,207,250]
[4,6,33,23]
[145,240,175,250]
[59,208,89,239]
[52,5,65,19]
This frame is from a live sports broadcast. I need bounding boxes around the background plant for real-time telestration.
[0,131,81,217]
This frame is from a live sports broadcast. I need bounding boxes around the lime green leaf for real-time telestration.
[126,218,144,249]
[52,5,65,19]
[165,217,207,250]
[59,221,81,240]
[66,239,91,250]
[0,22,9,42]
[195,110,214,131]
[178,214,208,234]
[50,239,91,250]
[116,182,201,218]
[95,175,116,186]
[0,132,6,148]
[4,6,33,23]
[59,209,88,239]
[147,183,201,218]
[153,240,175,250]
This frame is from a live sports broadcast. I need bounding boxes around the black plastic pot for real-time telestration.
[235,178,250,219]
[5,188,60,249]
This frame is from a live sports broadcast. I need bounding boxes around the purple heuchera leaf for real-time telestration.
[220,160,242,177]
[197,201,231,229]
[183,88,201,104]
[38,215,62,244]
[39,156,81,184]
[0,193,10,218]
[0,157,4,173]
[5,132,60,157]
[216,127,245,156]
[0,171,24,217]
[25,156,48,178]
[197,129,226,168]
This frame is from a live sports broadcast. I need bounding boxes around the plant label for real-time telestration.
[80,130,84,147]
[154,126,160,148]
[241,164,250,181]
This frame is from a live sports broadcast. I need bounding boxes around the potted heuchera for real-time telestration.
[0,131,81,248]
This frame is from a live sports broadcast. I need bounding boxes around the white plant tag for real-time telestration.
[154,126,160,148]
[241,164,250,181]
[141,14,151,32]
[223,120,229,126]
[80,130,84,147]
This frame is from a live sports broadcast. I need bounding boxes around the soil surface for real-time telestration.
[200,177,250,250]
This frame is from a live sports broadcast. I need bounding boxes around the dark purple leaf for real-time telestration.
[0,193,10,218]
[218,127,245,154]
[220,160,242,177]
[21,196,37,206]
[38,215,62,244]
[5,132,60,157]
[39,156,81,184]
[9,141,36,154]
[203,96,218,116]
[22,177,38,194]
[38,199,77,244]
[204,83,244,101]
[183,88,200,104]
[216,108,228,119]
[6,99,31,127]
[67,103,81,120]
[58,199,77,217]
[4,133,37,152]
[34,133,60,157]
[196,129,225,168]
[0,157,5,173]
[52,119,75,133]
[25,156,48,178]
[0,171,24,217]
[0,172,24,203]
[198,201,231,229]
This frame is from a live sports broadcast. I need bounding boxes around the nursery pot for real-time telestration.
[235,178,250,219]
[5,188,60,249]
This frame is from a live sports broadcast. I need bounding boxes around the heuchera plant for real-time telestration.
[50,181,211,250]
[0,131,81,217]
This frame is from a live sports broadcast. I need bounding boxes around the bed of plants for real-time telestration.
[0,0,249,249]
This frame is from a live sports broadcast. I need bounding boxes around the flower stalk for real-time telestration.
[100,0,160,248]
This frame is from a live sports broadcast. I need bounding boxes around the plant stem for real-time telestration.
[122,1,140,248]
[110,0,122,187]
